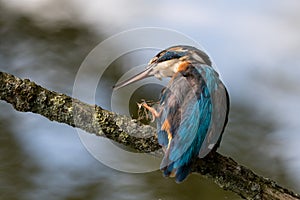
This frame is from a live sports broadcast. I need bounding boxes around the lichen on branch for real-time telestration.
[0,71,299,200]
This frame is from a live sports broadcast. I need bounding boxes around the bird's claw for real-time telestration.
[137,101,160,122]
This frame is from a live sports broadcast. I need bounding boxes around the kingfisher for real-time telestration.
[113,45,230,183]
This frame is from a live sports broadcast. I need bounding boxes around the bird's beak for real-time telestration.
[113,64,155,90]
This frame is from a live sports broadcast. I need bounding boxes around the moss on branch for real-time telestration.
[0,71,299,200]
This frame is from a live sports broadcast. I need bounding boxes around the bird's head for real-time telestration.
[113,45,211,90]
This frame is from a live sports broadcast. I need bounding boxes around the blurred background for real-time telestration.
[0,0,300,199]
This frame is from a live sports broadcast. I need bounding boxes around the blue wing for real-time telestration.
[157,64,212,182]
[197,65,229,157]
[157,64,228,182]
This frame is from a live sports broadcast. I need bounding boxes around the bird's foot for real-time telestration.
[137,101,161,122]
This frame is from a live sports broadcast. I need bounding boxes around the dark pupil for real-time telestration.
[157,51,184,62]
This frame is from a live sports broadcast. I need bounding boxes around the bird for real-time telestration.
[113,45,230,183]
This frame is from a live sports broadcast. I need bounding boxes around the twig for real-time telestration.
[0,71,299,200]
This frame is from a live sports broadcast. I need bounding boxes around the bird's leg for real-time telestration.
[137,102,161,122]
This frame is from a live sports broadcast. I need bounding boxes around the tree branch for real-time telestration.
[0,71,299,200]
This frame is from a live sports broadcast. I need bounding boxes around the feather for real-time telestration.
[157,63,215,182]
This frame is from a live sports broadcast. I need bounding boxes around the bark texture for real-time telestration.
[0,71,299,200]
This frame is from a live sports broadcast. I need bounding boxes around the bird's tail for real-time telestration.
[160,158,191,183]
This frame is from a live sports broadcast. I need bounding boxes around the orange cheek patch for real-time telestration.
[177,61,190,72]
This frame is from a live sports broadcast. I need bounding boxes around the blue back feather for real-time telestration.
[157,63,216,182]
